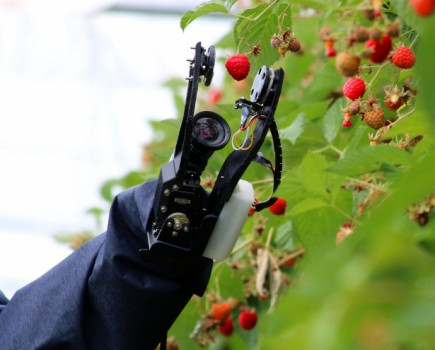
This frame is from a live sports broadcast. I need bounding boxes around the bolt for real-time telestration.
[174,220,182,230]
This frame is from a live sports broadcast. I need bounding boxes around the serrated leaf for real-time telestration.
[292,206,343,252]
[233,2,289,74]
[288,198,329,216]
[180,1,228,31]
[234,5,267,46]
[282,123,328,170]
[323,99,345,143]
[328,145,415,176]
[284,100,330,127]
[280,113,306,144]
[274,221,294,251]
[341,124,367,156]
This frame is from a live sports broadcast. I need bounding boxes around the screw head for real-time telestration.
[174,220,182,230]
[160,206,167,213]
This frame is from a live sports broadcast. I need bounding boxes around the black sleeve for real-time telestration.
[0,180,213,350]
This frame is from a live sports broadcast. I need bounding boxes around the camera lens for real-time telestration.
[192,111,230,150]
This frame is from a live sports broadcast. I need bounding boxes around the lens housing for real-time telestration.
[192,111,230,151]
[187,111,230,175]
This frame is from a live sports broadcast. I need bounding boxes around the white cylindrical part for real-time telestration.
[203,179,254,261]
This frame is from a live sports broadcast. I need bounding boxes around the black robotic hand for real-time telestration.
[143,42,284,263]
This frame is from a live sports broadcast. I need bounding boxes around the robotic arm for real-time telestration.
[0,42,284,350]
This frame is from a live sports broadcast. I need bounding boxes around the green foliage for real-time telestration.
[173,1,435,349]
[233,2,292,74]
[180,1,234,31]
[60,0,435,348]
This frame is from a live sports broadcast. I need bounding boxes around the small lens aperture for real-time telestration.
[194,117,222,144]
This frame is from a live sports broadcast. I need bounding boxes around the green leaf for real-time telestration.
[290,0,329,10]
[280,113,306,144]
[233,2,290,74]
[291,100,331,123]
[416,14,435,127]
[211,263,246,300]
[180,1,229,31]
[288,198,329,216]
[328,145,416,177]
[274,221,294,251]
[323,99,345,143]
[282,122,328,170]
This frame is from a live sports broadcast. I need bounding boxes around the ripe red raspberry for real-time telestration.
[385,99,404,111]
[225,54,250,81]
[218,317,234,336]
[211,302,232,322]
[410,0,435,16]
[324,38,336,57]
[342,118,352,127]
[238,311,258,331]
[269,198,287,215]
[391,47,416,69]
[343,78,366,100]
[326,48,336,57]
[365,34,392,63]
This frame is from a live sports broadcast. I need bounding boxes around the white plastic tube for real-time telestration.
[203,179,254,261]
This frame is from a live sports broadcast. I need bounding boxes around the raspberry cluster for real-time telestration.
[318,3,418,132]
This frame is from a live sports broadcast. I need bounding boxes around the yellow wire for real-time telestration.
[233,119,257,150]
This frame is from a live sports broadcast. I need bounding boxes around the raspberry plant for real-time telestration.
[57,1,435,349]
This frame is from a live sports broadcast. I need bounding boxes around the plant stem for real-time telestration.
[236,0,280,53]
[254,0,280,22]
[374,107,416,139]
[265,227,274,249]
[277,3,292,32]
[409,33,419,49]
[331,203,355,223]
[366,61,389,89]
[227,13,255,21]
[251,178,275,185]
[277,247,305,266]
[313,144,343,156]
[231,236,255,256]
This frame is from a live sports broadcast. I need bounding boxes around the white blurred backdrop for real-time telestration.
[0,0,232,298]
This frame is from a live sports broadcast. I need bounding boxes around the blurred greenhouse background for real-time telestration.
[0,0,232,298]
